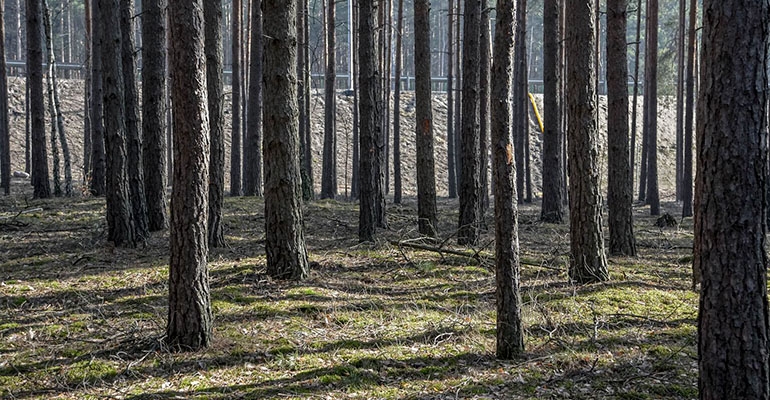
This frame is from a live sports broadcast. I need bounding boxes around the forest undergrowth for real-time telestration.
[0,187,698,399]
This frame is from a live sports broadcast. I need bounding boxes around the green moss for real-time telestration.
[65,360,118,385]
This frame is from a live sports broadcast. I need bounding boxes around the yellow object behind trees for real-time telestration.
[528,93,544,134]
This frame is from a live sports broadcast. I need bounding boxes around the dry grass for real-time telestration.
[1,183,698,399]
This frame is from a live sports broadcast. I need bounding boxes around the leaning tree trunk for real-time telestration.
[101,0,136,248]
[458,0,481,246]
[28,0,50,199]
[540,0,564,222]
[491,0,525,360]
[166,0,212,351]
[414,0,437,237]
[566,0,608,284]
[321,0,337,199]
[607,0,636,256]
[121,0,148,239]
[358,0,380,242]
[141,0,168,230]
[263,0,309,280]
[695,1,769,397]
[205,0,226,247]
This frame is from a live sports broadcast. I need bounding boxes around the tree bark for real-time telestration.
[446,0,457,199]
[630,0,642,198]
[607,0,636,256]
[0,0,9,195]
[244,0,263,196]
[541,0,564,222]
[205,0,226,247]
[27,0,50,199]
[297,0,313,201]
[321,0,337,199]
[643,0,660,215]
[90,0,105,197]
[141,0,168,231]
[121,0,148,239]
[43,0,60,197]
[695,1,769,397]
[263,0,309,280]
[491,0,524,360]
[458,0,481,246]
[83,0,92,187]
[513,0,527,205]
[414,0,437,237]
[167,0,212,350]
[674,0,685,202]
[350,0,359,200]
[101,0,136,248]
[230,0,242,197]
[479,1,491,211]
[358,0,380,242]
[681,0,695,218]
[393,0,404,204]
[566,0,608,284]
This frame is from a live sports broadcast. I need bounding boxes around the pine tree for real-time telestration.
[414,0,437,237]
[205,0,226,247]
[27,0,50,199]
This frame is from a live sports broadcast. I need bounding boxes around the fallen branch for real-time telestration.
[389,240,560,270]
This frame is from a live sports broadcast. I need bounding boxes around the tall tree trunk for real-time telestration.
[263,0,309,280]
[205,0,225,248]
[90,0,105,197]
[414,0,437,237]
[298,0,313,201]
[374,0,387,229]
[454,1,462,188]
[43,0,60,197]
[101,0,136,248]
[674,0,685,202]
[681,0,695,218]
[566,0,608,284]
[44,0,69,197]
[244,0,263,196]
[491,0,524,360]
[630,0,642,196]
[540,0,564,222]
[643,0,660,215]
[230,0,243,196]
[27,0,50,199]
[513,0,527,205]
[607,0,636,256]
[121,0,148,239]
[167,0,212,351]
[0,0,9,195]
[25,81,30,175]
[479,1,491,211]
[695,1,769,397]
[358,0,380,242]
[350,0,359,200]
[321,0,337,199]
[458,0,481,246]
[83,0,92,187]
[142,0,168,231]
[392,0,403,204]
[446,0,457,199]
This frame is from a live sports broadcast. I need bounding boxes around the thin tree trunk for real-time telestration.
[414,0,437,237]
[304,0,313,199]
[358,0,380,242]
[479,1,490,211]
[350,0,359,200]
[230,0,243,196]
[90,0,105,197]
[0,0,9,195]
[392,0,404,204]
[644,0,660,215]
[43,1,61,197]
[541,0,564,222]
[205,0,226,247]
[446,0,457,199]
[674,0,685,202]
[513,0,527,205]
[321,0,337,199]
[682,0,695,218]
[491,0,524,360]
[28,0,50,198]
[298,0,313,201]
[244,0,263,196]
[630,0,642,196]
[83,0,92,187]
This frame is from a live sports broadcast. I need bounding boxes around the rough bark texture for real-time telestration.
[89,0,105,197]
[674,0,685,202]
[606,0,635,256]
[458,0,481,246]
[491,0,524,360]
[244,0,263,196]
[513,0,527,205]
[303,0,314,201]
[43,1,60,197]
[27,0,50,199]
[358,0,379,242]
[205,0,225,248]
[566,0,608,284]
[0,0,8,195]
[414,0,437,237]
[392,0,404,204]
[230,0,242,197]
[167,0,212,351]
[297,0,313,201]
[101,0,135,248]
[695,1,769,397]
[141,0,167,231]
[643,0,660,215]
[540,0,564,223]
[479,2,490,211]
[83,0,92,187]
[121,0,148,239]
[263,0,309,281]
[629,0,641,196]
[446,0,456,199]
[350,0,359,201]
[681,0,695,218]
[321,0,337,199]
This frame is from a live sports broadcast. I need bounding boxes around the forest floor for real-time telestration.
[0,186,698,399]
